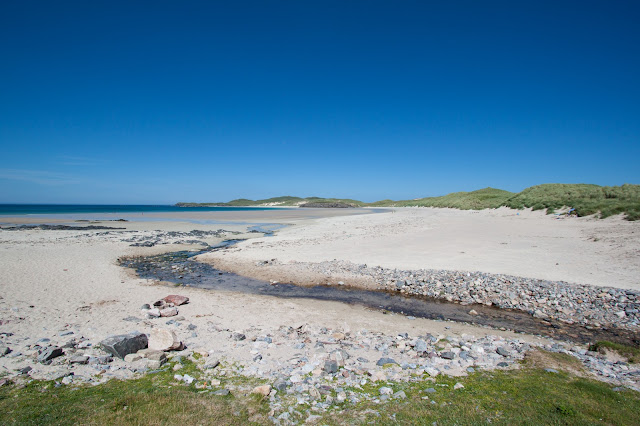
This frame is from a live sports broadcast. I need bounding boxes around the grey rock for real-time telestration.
[393,390,407,399]
[414,339,428,352]
[425,387,436,393]
[496,347,511,357]
[545,368,559,373]
[59,331,74,336]
[324,360,339,374]
[100,331,148,359]
[70,355,89,364]
[213,388,230,396]
[232,332,246,341]
[38,347,64,363]
[440,351,455,360]
[19,366,32,374]
[376,357,398,366]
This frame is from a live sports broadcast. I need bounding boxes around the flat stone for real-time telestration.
[147,351,168,362]
[251,385,271,396]
[440,351,455,360]
[204,358,220,369]
[148,328,183,351]
[160,307,178,317]
[147,359,164,369]
[163,295,189,306]
[324,360,339,374]
[376,357,398,366]
[393,390,407,399]
[496,347,511,357]
[379,386,393,395]
[124,353,143,363]
[100,332,148,359]
[414,339,428,352]
[454,382,464,390]
[0,344,10,357]
[213,389,230,396]
[70,355,89,364]
[545,368,559,373]
[38,347,64,363]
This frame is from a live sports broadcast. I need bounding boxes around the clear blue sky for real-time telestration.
[1,1,639,204]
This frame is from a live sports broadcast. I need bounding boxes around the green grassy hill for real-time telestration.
[503,183,640,220]
[177,184,640,220]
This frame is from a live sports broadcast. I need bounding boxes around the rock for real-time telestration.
[469,309,479,316]
[38,347,64,363]
[163,295,189,306]
[376,357,398,366]
[440,351,455,360]
[146,308,161,318]
[70,355,89,364]
[19,366,32,374]
[213,389,230,396]
[273,378,287,391]
[496,347,511,357]
[454,383,464,390]
[332,332,346,341]
[393,390,407,399]
[160,307,179,317]
[148,328,183,351]
[182,374,195,384]
[141,304,151,310]
[147,351,168,362]
[147,359,164,369]
[615,311,626,318]
[100,332,148,359]
[204,358,220,369]
[0,344,11,357]
[379,386,393,395]
[414,339,428,352]
[324,360,339,374]
[545,368,559,373]
[232,332,246,341]
[424,367,439,377]
[252,385,271,396]
[425,387,436,393]
[124,353,143,363]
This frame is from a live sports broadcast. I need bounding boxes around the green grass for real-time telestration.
[176,183,640,220]
[589,341,640,364]
[0,360,270,425]
[2,353,640,425]
[503,183,640,220]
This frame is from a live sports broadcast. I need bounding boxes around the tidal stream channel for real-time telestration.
[120,240,639,346]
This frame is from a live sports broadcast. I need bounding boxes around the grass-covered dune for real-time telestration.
[177,183,640,220]
[503,183,640,220]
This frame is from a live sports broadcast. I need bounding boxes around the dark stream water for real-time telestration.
[120,242,639,346]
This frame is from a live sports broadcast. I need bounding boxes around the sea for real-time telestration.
[0,204,284,215]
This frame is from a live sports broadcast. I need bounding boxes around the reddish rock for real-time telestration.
[163,295,189,306]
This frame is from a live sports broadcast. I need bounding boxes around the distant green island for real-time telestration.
[177,183,640,220]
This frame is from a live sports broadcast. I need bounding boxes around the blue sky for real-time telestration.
[1,1,639,204]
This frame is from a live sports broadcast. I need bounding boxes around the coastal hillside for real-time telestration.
[177,184,640,220]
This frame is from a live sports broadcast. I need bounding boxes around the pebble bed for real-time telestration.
[281,259,640,330]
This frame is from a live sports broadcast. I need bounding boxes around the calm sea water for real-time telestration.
[0,204,285,215]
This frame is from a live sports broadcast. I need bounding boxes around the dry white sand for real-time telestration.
[200,207,640,290]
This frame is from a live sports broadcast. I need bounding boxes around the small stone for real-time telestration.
[424,367,439,377]
[440,351,455,360]
[496,347,511,357]
[252,385,271,396]
[454,383,464,390]
[393,390,407,399]
[141,304,151,310]
[425,387,436,393]
[379,386,393,395]
[545,368,559,374]
[160,307,178,317]
[182,374,195,384]
[468,309,478,316]
[204,358,220,369]
[324,360,339,374]
[376,357,398,366]
[213,389,230,396]
[19,366,32,374]
[38,347,64,363]
[147,308,161,318]
[232,332,246,341]
[163,295,189,306]
[70,355,89,364]
[124,353,143,363]
[147,359,164,369]
[414,339,428,352]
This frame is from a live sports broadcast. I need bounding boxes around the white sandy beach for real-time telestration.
[0,207,638,388]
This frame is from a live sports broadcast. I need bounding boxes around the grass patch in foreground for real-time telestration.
[0,360,269,425]
[1,356,639,425]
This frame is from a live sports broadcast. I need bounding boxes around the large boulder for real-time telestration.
[100,331,148,359]
[149,328,183,351]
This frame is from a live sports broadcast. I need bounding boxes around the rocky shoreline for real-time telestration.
[249,259,640,331]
